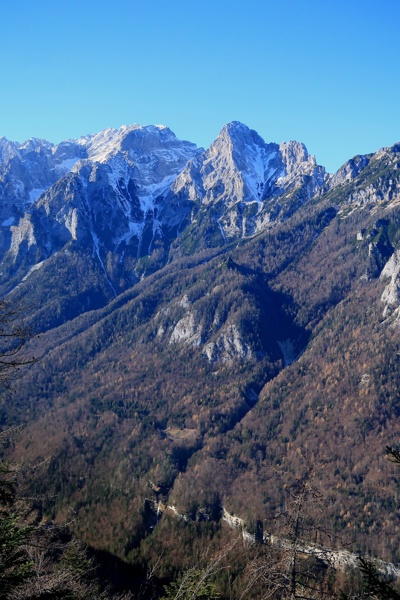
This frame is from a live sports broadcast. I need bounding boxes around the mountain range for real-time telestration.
[2,121,400,583]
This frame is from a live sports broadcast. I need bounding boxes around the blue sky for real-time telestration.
[1,0,399,172]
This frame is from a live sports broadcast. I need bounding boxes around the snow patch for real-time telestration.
[29,188,45,203]
[242,144,278,204]
[56,157,80,172]
[217,219,227,242]
[114,221,144,254]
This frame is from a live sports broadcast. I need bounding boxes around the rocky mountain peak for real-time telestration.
[0,122,346,289]
[75,124,197,166]
[279,140,310,170]
[170,123,328,245]
[20,137,53,152]
[0,137,20,163]
[2,124,203,276]
[329,154,370,187]
[172,122,281,209]
[214,121,274,154]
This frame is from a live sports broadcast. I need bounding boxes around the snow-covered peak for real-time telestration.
[77,126,134,162]
[72,124,183,164]
[214,121,267,151]
[170,122,328,243]
[19,137,53,152]
[217,124,282,203]
[0,137,47,165]
[222,120,255,136]
[154,124,170,130]
[0,121,328,261]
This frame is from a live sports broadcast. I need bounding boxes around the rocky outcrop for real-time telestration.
[170,311,203,346]
[380,249,400,321]
[203,324,255,363]
[328,154,370,188]
[0,135,87,224]
[164,289,257,363]
[331,144,400,211]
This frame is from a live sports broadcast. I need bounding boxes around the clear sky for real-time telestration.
[1,0,399,173]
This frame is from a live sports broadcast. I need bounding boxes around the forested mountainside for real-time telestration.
[1,122,400,596]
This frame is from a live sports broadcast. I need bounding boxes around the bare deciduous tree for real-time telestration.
[0,299,35,393]
[241,462,338,600]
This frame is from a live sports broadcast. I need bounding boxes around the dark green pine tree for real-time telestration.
[351,447,400,600]
[0,458,34,599]
[162,567,220,600]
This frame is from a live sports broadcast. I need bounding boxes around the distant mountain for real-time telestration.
[0,122,331,329]
[0,125,200,295]
[2,122,400,587]
[1,122,329,292]
[171,121,327,246]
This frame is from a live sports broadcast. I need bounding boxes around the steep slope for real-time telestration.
[0,124,199,227]
[161,151,400,563]
[1,182,339,547]
[325,142,400,212]
[2,122,327,280]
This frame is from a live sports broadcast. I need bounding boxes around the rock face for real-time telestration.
[0,135,87,224]
[328,154,370,188]
[168,308,255,364]
[166,292,255,364]
[203,324,255,363]
[380,249,400,320]
[171,122,327,240]
[0,124,199,227]
[328,144,400,212]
